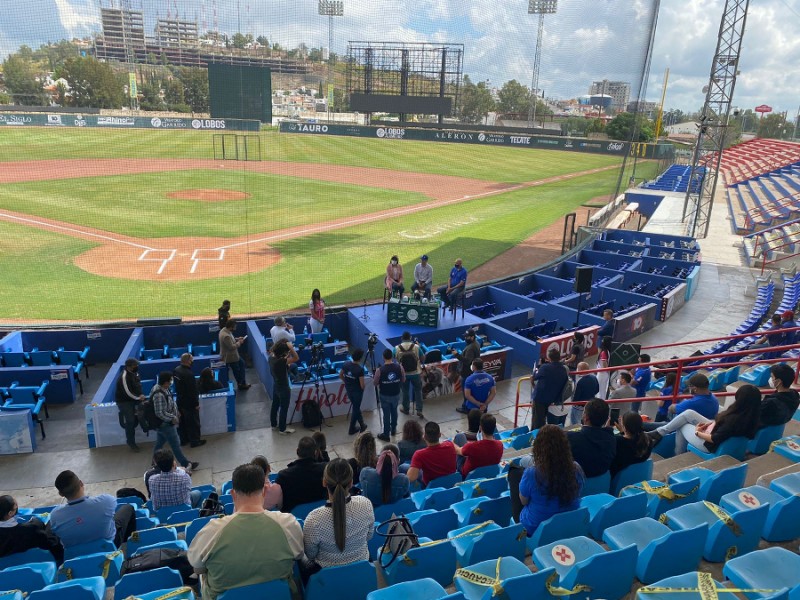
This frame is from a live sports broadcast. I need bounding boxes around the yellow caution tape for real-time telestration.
[0,591,24,598]
[639,572,778,598]
[101,550,123,579]
[454,557,505,597]
[545,571,592,596]
[768,437,796,453]
[123,586,196,600]
[703,502,742,536]
[404,521,495,564]
[626,481,700,501]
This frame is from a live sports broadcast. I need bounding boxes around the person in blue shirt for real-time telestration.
[670,373,720,420]
[359,444,410,506]
[48,470,135,549]
[437,258,467,312]
[780,310,798,345]
[596,309,615,344]
[461,359,496,413]
[631,354,652,412]
[340,348,367,435]
[655,372,677,422]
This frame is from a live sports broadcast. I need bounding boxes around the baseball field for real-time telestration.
[0,127,657,322]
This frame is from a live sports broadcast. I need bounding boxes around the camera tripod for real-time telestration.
[359,339,383,430]
[288,345,335,429]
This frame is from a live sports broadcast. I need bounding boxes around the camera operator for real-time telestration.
[395,331,426,419]
[269,340,299,435]
[453,330,481,414]
[339,348,367,435]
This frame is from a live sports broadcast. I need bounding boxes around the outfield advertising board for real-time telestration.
[0,113,260,131]
[279,121,631,156]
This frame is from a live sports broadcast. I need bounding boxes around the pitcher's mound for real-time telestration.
[167,189,251,201]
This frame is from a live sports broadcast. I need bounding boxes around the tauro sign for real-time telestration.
[754,105,773,114]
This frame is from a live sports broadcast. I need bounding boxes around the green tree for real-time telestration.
[757,113,790,139]
[458,75,495,123]
[497,79,530,114]
[54,81,69,106]
[164,77,185,106]
[0,91,11,104]
[308,47,324,62]
[59,56,125,108]
[231,33,253,49]
[175,67,208,112]
[606,112,654,142]
[256,35,269,47]
[138,81,164,111]
[2,54,46,105]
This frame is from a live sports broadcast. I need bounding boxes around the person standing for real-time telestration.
[596,336,613,400]
[461,359,496,413]
[597,309,615,343]
[631,354,652,413]
[173,353,206,448]
[412,255,433,299]
[151,371,199,472]
[269,340,299,435]
[217,300,231,329]
[453,329,481,412]
[385,255,405,297]
[562,331,586,371]
[568,362,600,426]
[309,289,326,334]
[437,258,467,312]
[340,348,367,435]
[395,332,425,418]
[531,348,569,430]
[373,349,404,442]
[219,319,251,391]
[115,358,145,452]
[608,371,637,423]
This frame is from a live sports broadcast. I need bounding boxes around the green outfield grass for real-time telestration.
[0,170,430,238]
[0,127,621,183]
[0,164,655,321]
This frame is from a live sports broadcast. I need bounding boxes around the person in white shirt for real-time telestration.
[270,317,296,345]
[412,255,433,299]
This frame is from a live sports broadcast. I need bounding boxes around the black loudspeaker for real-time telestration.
[574,266,594,293]
[609,342,642,368]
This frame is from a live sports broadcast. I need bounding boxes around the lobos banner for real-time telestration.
[538,326,600,362]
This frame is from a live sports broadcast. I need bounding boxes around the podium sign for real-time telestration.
[387,299,439,328]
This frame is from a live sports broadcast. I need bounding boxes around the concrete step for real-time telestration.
[654,454,742,482]
[755,461,800,487]
[744,452,794,487]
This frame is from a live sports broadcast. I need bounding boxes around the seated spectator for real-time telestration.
[567,362,600,426]
[454,413,503,477]
[759,363,800,429]
[250,455,283,511]
[668,373,719,420]
[407,422,457,487]
[610,412,652,477]
[655,373,678,422]
[461,408,483,442]
[48,470,135,549]
[608,371,636,423]
[348,431,377,484]
[303,459,375,567]
[149,449,202,511]
[751,314,784,350]
[647,384,761,454]
[312,432,330,462]
[398,420,426,464]
[0,495,63,564]
[275,437,328,513]
[518,425,585,537]
[781,310,798,344]
[360,444,410,506]
[566,399,616,478]
[199,367,225,394]
[188,464,303,600]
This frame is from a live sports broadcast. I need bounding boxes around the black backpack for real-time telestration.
[397,343,420,373]
[199,492,226,518]
[136,386,164,433]
[121,548,194,584]
[301,400,324,429]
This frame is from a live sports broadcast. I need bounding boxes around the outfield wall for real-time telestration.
[0,113,260,131]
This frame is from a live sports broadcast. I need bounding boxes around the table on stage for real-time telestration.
[386,298,440,328]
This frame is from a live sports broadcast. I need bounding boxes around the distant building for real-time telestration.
[627,100,659,118]
[589,80,631,112]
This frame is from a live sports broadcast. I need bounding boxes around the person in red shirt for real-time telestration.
[454,413,503,477]
[407,422,457,487]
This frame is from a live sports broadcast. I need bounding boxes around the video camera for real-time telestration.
[366,332,379,350]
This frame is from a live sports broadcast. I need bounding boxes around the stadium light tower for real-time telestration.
[319,0,343,119]
[527,0,557,128]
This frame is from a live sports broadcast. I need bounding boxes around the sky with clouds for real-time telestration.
[0,0,797,116]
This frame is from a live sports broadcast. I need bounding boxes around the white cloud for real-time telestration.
[54,0,100,37]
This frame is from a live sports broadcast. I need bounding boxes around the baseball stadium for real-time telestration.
[1,0,800,598]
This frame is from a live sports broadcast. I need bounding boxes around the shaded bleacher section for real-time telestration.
[641,164,706,193]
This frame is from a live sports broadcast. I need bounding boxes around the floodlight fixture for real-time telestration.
[319,0,343,16]
[528,0,557,14]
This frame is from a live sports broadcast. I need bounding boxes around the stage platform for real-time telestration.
[348,302,483,342]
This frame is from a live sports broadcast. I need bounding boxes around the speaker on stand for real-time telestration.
[573,266,593,326]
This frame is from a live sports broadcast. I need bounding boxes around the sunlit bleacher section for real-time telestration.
[641,164,706,193]
[719,138,800,186]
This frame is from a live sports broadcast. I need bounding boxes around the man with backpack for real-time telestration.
[150,371,199,473]
[395,332,426,419]
[373,349,405,442]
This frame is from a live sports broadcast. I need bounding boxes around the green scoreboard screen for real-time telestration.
[208,63,272,123]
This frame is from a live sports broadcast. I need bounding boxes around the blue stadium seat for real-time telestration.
[610,459,653,496]
[723,547,800,600]
[636,572,745,600]
[463,465,501,481]
[688,436,750,461]
[127,588,196,600]
[720,485,800,542]
[126,526,179,557]
[748,424,786,455]
[603,517,706,584]
[663,501,768,562]
[378,541,458,588]
[581,472,611,496]
[28,351,56,367]
[453,556,544,600]
[291,499,326,520]
[579,493,648,540]
[367,578,447,600]
[620,478,702,519]
[526,506,590,551]
[0,548,55,571]
[154,503,191,523]
[738,364,772,387]
[305,560,377,600]
[113,567,184,600]
[771,436,800,462]
[651,432,677,459]
[0,352,28,367]
[668,464,747,504]
[217,579,292,599]
[459,476,508,500]
[165,509,201,532]
[532,535,637,600]
[373,497,416,523]
[770,471,800,497]
[426,473,462,490]
[56,549,124,587]
[64,539,116,562]
[185,515,220,546]
[413,486,463,511]
[410,508,459,541]
[453,496,511,527]
[191,344,215,356]
[447,522,526,566]
[28,576,106,600]
[0,562,57,594]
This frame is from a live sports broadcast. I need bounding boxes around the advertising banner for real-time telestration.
[0,113,260,131]
[660,283,688,321]
[613,304,658,342]
[537,326,601,362]
[288,378,378,425]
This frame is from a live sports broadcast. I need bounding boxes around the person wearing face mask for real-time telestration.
[385,255,405,297]
[437,258,467,312]
[758,363,800,429]
[115,357,146,452]
[460,358,496,413]
[453,330,482,413]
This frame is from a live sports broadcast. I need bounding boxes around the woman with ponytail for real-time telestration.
[610,411,652,477]
[360,444,410,506]
[303,458,375,567]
